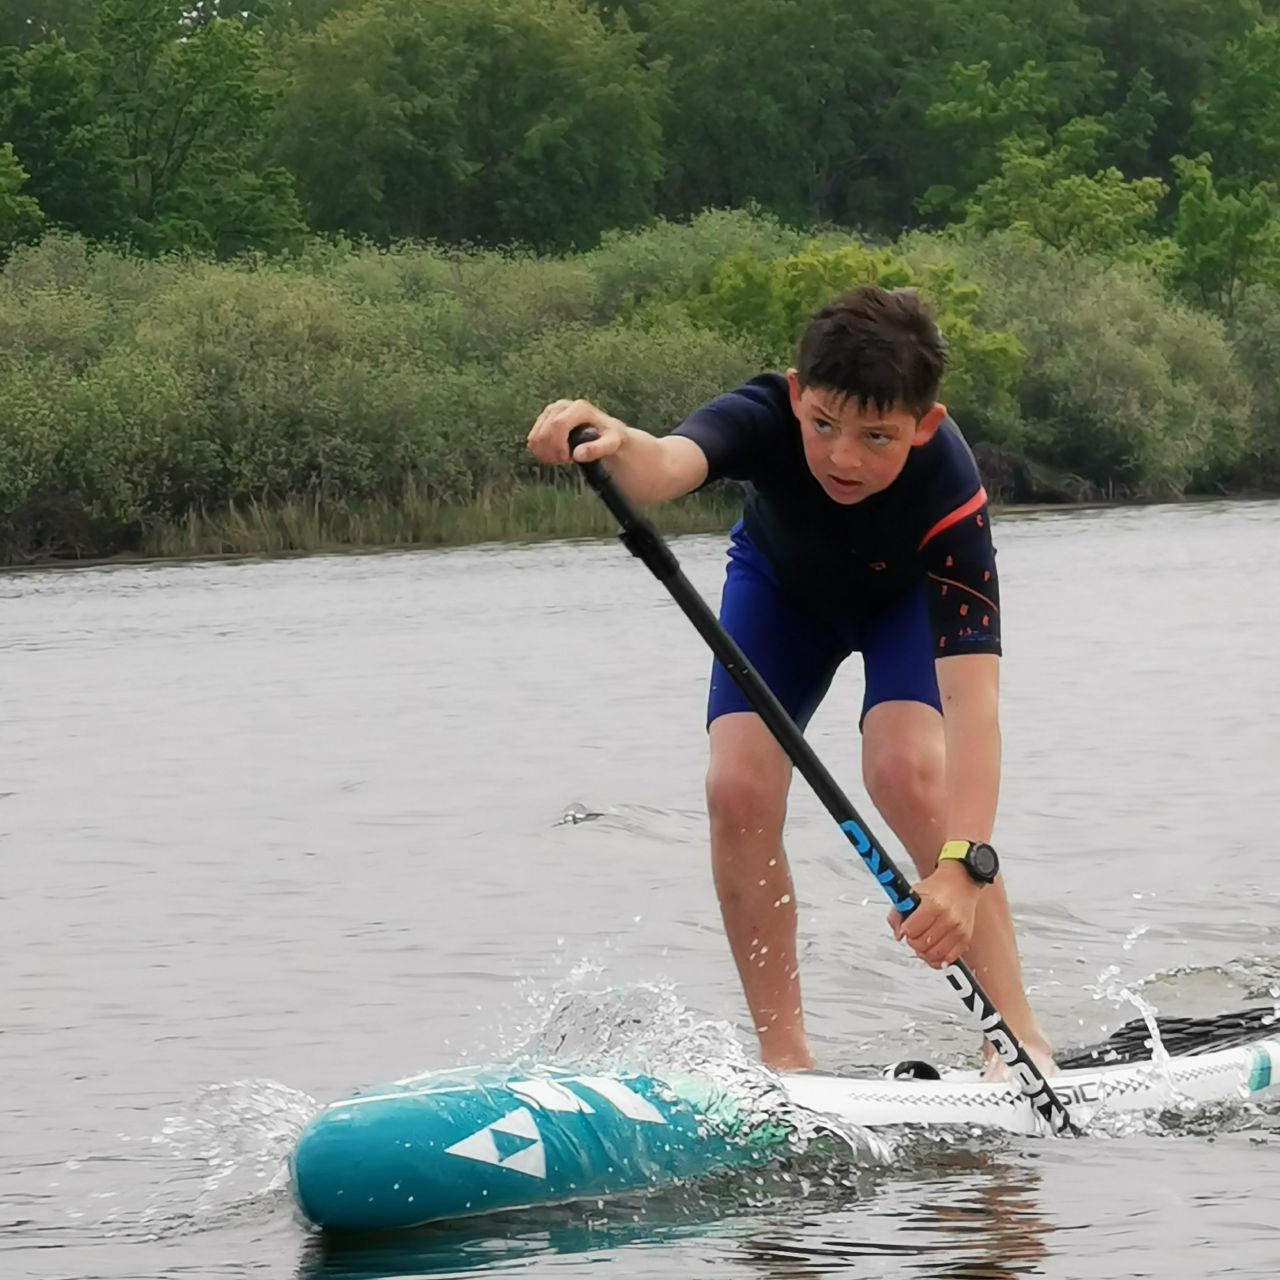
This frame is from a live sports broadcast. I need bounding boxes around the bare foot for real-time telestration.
[763,1050,816,1073]
[982,1042,1057,1083]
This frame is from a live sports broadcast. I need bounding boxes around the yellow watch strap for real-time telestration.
[938,840,972,863]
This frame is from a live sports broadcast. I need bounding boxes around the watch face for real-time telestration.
[969,843,999,881]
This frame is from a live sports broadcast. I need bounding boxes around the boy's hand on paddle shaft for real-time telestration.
[527,399,628,465]
[888,862,982,969]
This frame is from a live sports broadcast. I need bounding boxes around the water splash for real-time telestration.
[506,978,896,1169]
[1076,961,1280,1139]
[76,1078,318,1240]
[1085,964,1172,1074]
[1122,923,1149,953]
[1157,1095,1280,1139]
[145,1078,317,1225]
[1078,965,1182,1137]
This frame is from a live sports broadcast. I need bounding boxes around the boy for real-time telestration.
[526,285,1053,1078]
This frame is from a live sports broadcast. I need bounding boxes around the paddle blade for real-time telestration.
[1059,1006,1280,1069]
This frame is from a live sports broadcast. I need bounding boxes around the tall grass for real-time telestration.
[139,481,742,561]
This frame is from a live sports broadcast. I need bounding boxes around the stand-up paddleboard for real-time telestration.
[291,1008,1280,1234]
[293,446,1278,1234]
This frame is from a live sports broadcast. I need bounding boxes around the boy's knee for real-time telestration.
[705,762,786,836]
[863,746,944,813]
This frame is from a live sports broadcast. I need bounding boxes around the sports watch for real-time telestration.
[938,839,1000,885]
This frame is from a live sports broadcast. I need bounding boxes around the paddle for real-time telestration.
[566,425,1079,1137]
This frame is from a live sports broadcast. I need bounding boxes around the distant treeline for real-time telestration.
[3,0,1280,297]
[3,1,1280,561]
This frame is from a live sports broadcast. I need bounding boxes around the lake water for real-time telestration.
[3,501,1279,1279]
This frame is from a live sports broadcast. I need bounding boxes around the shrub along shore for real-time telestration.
[2,213,1278,567]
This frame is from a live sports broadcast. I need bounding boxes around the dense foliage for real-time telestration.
[3,1,1280,558]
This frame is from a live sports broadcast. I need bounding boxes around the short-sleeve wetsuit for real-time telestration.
[671,373,1000,729]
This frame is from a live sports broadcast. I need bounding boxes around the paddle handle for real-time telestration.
[565,423,1079,1137]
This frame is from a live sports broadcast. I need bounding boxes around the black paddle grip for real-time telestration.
[567,425,678,580]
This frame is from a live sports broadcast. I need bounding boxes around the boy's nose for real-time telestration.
[830,441,862,471]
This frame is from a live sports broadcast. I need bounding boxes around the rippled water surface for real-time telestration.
[3,501,1279,1279]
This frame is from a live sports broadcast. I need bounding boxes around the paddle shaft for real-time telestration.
[567,426,1077,1137]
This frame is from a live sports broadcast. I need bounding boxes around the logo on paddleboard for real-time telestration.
[441,1080,668,1181]
[445,1107,547,1179]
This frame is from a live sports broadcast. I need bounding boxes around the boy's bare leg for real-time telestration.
[706,712,813,1070]
[861,701,1055,1075]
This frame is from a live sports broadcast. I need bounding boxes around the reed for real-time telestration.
[139,481,743,559]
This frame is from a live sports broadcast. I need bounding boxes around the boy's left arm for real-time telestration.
[892,493,1004,968]
[891,654,1000,968]
[937,653,1001,844]
[921,492,1003,840]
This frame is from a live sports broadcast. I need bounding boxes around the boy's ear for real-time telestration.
[785,367,804,414]
[913,404,946,446]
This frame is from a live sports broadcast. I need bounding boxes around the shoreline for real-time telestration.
[3,488,1274,576]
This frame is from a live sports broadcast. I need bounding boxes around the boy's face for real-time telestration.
[787,370,940,505]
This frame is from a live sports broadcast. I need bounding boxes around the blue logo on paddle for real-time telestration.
[839,820,915,913]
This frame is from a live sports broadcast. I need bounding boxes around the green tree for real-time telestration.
[274,0,663,250]
[639,0,880,223]
[914,63,1168,224]
[962,121,1168,261]
[1101,68,1169,176]
[1170,154,1280,315]
[583,0,650,30]
[0,38,125,238]
[186,1,281,24]
[1189,20,1280,190]
[877,0,1109,227]
[272,1,480,244]
[915,60,1059,222]
[0,141,44,256]
[0,0,93,49]
[257,0,349,33]
[1075,0,1267,174]
[93,0,303,255]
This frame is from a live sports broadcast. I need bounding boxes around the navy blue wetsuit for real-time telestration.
[671,373,1000,730]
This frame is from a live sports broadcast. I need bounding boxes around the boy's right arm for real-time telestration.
[526,398,709,506]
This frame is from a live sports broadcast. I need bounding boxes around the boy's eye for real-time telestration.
[867,431,891,445]
[814,418,834,435]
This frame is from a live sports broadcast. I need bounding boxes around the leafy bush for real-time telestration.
[0,226,1270,562]
[583,206,807,318]
[506,314,761,441]
[680,237,1026,435]
[907,231,1255,495]
[1227,285,1280,483]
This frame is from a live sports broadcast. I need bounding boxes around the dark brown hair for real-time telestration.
[794,285,947,418]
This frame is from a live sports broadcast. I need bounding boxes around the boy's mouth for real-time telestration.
[829,475,864,492]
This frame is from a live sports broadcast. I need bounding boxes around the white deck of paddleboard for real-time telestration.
[778,1038,1280,1136]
